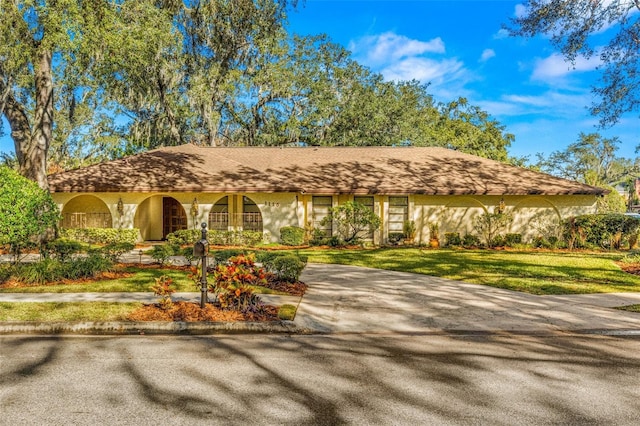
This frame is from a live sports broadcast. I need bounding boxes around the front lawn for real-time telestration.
[298,248,640,295]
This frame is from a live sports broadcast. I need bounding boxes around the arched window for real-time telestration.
[209,196,229,231]
[242,196,263,232]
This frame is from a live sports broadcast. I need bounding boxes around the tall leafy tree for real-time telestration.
[0,0,175,187]
[509,0,640,127]
[536,132,640,212]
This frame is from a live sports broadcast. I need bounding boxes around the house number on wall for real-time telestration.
[264,202,281,207]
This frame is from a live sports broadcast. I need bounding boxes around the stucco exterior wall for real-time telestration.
[52,192,599,244]
[411,194,598,244]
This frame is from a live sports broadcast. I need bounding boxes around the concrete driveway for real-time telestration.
[294,263,640,334]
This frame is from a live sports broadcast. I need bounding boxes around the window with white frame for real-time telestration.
[388,196,408,235]
[312,196,333,237]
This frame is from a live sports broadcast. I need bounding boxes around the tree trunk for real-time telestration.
[4,50,53,190]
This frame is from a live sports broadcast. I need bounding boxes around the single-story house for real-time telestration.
[48,144,607,244]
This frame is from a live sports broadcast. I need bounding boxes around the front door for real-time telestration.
[163,197,187,239]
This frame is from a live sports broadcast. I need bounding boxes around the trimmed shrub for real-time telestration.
[166,229,200,246]
[268,254,307,283]
[60,228,139,245]
[491,235,506,247]
[504,233,522,247]
[444,232,462,246]
[280,226,306,246]
[100,242,135,262]
[42,239,84,261]
[211,249,247,265]
[150,244,180,265]
[259,252,308,282]
[462,233,481,247]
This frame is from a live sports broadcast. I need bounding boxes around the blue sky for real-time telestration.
[1,0,638,162]
[286,0,639,161]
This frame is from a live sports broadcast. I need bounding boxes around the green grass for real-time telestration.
[615,305,640,313]
[0,266,197,293]
[0,265,291,295]
[3,248,640,296]
[277,304,297,320]
[0,302,141,321]
[296,247,640,295]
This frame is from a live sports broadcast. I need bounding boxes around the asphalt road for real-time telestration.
[2,333,640,425]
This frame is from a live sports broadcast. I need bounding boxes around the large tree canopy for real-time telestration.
[509,0,640,127]
[1,0,517,184]
[0,0,176,188]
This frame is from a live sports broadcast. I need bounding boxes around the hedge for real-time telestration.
[167,229,265,246]
[564,213,640,249]
[280,226,305,246]
[60,228,139,245]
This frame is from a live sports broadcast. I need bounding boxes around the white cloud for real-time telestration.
[493,28,509,40]
[531,53,601,81]
[349,32,445,67]
[381,57,465,84]
[514,4,527,19]
[348,31,471,99]
[480,49,496,62]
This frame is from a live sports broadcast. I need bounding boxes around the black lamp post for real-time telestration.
[193,222,209,308]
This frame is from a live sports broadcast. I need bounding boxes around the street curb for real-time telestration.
[0,320,326,336]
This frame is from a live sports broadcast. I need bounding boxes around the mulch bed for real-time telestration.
[126,301,281,322]
[618,262,640,276]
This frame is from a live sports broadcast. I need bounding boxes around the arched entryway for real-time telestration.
[162,197,187,238]
[134,196,187,240]
[61,195,112,228]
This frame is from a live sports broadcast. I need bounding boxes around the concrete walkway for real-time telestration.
[2,262,640,335]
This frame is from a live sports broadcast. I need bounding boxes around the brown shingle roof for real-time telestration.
[48,144,607,196]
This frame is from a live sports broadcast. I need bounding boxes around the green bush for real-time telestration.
[322,201,381,244]
[42,239,85,261]
[462,233,481,247]
[60,228,139,245]
[0,166,60,258]
[181,246,197,265]
[13,259,62,285]
[491,235,506,247]
[504,233,522,246]
[211,249,247,264]
[473,211,513,248]
[0,263,13,284]
[100,242,135,262]
[270,255,306,282]
[166,229,201,246]
[280,226,306,246]
[260,252,307,282]
[444,232,461,246]
[63,254,113,279]
[564,214,640,249]
[388,233,405,245]
[150,244,180,265]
